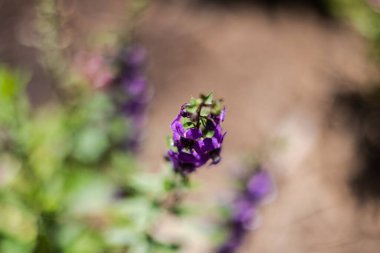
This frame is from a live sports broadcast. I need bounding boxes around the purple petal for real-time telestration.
[213,107,226,124]
[177,150,206,166]
[217,243,235,253]
[123,75,146,96]
[180,103,190,117]
[167,150,180,170]
[171,116,184,141]
[205,119,217,131]
[124,46,146,67]
[178,151,198,163]
[220,107,226,122]
[246,171,272,202]
[200,137,220,153]
[185,128,202,140]
[214,125,226,142]
[232,198,256,225]
[121,100,146,117]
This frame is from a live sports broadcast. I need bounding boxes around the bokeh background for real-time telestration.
[1,0,380,252]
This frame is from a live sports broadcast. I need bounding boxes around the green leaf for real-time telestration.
[201,92,213,105]
[27,107,68,181]
[181,117,195,129]
[166,135,174,148]
[103,227,140,247]
[65,229,104,253]
[0,238,34,253]
[0,65,27,100]
[0,203,37,244]
[205,130,215,138]
[0,65,29,128]
[200,106,211,117]
[64,171,114,215]
[72,127,109,163]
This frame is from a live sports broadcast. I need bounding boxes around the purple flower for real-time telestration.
[167,94,226,174]
[110,45,150,153]
[246,170,272,203]
[232,198,256,226]
[123,45,146,67]
[217,168,272,253]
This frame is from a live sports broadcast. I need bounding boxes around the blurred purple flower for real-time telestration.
[110,45,151,152]
[167,94,226,174]
[217,168,272,253]
[247,170,272,202]
[75,45,150,153]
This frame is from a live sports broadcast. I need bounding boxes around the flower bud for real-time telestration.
[167,93,226,174]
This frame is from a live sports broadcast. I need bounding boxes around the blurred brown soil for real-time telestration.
[138,1,380,252]
[2,0,380,252]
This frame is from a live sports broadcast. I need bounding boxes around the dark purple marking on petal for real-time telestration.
[200,137,220,153]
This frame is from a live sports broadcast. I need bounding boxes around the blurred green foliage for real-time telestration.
[329,0,380,61]
[0,65,180,253]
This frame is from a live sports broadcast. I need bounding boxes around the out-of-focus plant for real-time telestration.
[0,0,225,252]
[328,0,380,62]
[0,65,226,252]
[0,62,181,253]
[0,0,232,251]
[108,46,151,153]
[214,162,274,253]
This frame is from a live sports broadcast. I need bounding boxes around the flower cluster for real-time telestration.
[111,45,151,151]
[167,94,226,174]
[217,167,272,253]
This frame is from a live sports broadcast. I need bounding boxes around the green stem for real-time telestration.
[33,212,62,253]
